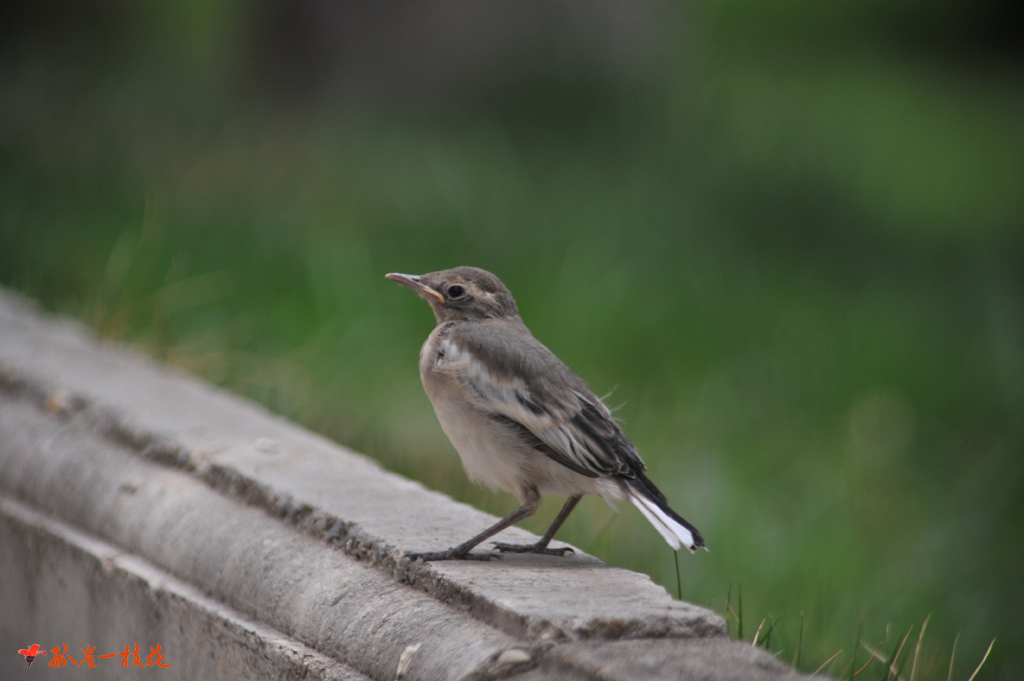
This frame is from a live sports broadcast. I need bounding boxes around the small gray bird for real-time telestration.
[387,266,705,561]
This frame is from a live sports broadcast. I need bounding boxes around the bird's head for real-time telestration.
[386,266,519,323]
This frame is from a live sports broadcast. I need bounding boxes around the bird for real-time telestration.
[387,266,705,561]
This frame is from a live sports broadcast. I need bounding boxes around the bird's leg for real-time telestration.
[408,496,540,561]
[493,494,581,556]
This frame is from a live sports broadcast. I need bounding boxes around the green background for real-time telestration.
[2,1,1021,677]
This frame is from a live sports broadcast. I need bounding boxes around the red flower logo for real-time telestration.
[18,644,48,668]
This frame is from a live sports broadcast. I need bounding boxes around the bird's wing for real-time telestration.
[438,321,645,478]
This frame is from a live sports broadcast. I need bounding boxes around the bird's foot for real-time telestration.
[407,548,498,562]
[492,541,574,556]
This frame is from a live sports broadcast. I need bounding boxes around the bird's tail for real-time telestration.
[624,473,705,553]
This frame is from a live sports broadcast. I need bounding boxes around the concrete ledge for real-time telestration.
[0,495,370,681]
[0,288,807,681]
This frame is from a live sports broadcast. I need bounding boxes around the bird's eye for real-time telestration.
[448,285,466,299]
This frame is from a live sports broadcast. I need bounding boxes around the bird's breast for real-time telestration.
[417,326,533,495]
[429,388,534,494]
[416,324,605,501]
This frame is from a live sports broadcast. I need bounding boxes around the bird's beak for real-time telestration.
[386,273,446,305]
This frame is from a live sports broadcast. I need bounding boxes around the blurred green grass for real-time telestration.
[2,2,1022,676]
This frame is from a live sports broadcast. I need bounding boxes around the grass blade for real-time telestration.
[673,549,682,600]
[752,618,766,648]
[738,584,744,641]
[813,650,843,677]
[848,619,863,680]
[792,612,804,669]
[911,614,931,681]
[965,639,995,681]
[946,634,959,681]
[887,625,914,681]
[725,583,739,639]
[855,641,885,677]
[764,615,778,650]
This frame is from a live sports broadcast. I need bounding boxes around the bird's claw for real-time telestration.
[491,542,575,556]
[408,549,499,562]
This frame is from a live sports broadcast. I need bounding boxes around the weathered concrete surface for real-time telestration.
[540,639,808,681]
[0,287,815,680]
[0,495,370,681]
[0,395,528,681]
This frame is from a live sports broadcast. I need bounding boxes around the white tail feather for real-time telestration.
[628,491,697,552]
